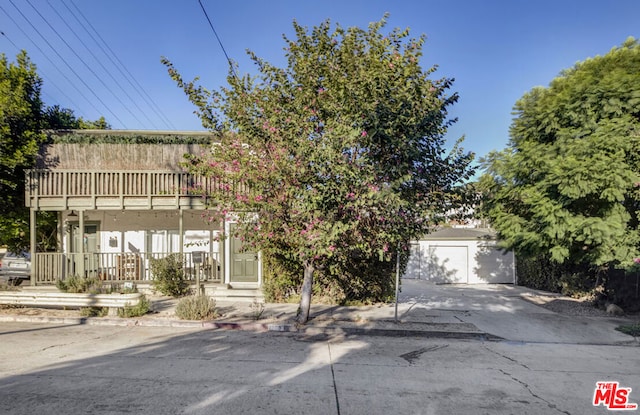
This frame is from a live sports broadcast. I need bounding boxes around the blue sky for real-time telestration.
[1,0,639,162]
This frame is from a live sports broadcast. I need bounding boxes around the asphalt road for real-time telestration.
[0,323,638,414]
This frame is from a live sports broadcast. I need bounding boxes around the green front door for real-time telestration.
[229,226,259,283]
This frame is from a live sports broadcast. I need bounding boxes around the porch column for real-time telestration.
[78,210,85,277]
[221,218,226,284]
[56,212,64,252]
[29,208,36,286]
[178,209,184,257]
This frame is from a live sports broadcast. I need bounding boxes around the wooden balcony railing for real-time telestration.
[25,170,241,210]
[33,251,222,285]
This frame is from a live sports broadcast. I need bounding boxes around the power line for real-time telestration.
[1,28,93,119]
[24,0,142,128]
[0,4,103,115]
[8,0,127,128]
[45,0,160,129]
[66,0,177,130]
[198,0,239,81]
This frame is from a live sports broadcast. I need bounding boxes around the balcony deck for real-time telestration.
[26,170,233,211]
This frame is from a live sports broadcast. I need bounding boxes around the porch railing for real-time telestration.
[33,251,222,285]
[25,170,246,209]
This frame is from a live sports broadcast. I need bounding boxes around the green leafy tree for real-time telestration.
[0,50,46,252]
[0,51,111,253]
[163,16,474,322]
[480,38,640,269]
[44,105,111,130]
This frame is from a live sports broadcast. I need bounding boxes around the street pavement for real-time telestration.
[0,322,638,414]
[1,280,639,414]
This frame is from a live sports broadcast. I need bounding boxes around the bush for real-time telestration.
[0,281,20,291]
[175,295,216,320]
[118,294,150,318]
[261,252,303,302]
[616,323,640,337]
[150,254,190,297]
[262,247,402,305]
[80,307,108,317]
[56,275,103,293]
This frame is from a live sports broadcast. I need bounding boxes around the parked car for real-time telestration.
[0,252,31,285]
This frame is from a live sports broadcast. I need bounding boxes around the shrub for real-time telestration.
[80,306,108,317]
[616,323,640,337]
[175,295,216,320]
[262,248,401,305]
[118,294,150,318]
[149,254,190,297]
[0,281,20,291]
[56,275,103,293]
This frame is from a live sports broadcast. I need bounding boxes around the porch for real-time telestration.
[25,168,261,289]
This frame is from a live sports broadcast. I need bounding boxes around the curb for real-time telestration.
[0,314,500,340]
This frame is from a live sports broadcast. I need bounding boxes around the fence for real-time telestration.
[33,251,222,285]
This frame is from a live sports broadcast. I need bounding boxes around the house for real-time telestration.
[404,227,516,284]
[24,130,261,292]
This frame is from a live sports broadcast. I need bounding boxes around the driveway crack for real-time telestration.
[499,369,571,415]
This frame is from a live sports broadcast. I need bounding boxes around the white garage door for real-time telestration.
[473,245,515,283]
[426,245,468,284]
[404,242,422,279]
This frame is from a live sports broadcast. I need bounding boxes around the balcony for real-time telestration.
[26,170,234,211]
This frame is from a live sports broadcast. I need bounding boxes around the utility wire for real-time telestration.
[46,0,160,129]
[198,0,239,81]
[0,29,82,110]
[8,0,127,128]
[66,0,176,130]
[0,4,102,115]
[25,0,140,128]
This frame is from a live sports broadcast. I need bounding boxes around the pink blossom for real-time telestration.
[346,192,356,200]
[317,87,325,94]
[361,131,368,137]
[634,257,640,264]
[328,245,336,252]
[383,243,389,253]
[255,194,264,202]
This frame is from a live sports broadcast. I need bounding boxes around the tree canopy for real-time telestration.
[0,50,110,252]
[44,105,111,130]
[480,38,640,268]
[164,16,474,322]
[0,50,47,251]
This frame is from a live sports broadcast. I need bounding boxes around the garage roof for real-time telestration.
[421,227,497,241]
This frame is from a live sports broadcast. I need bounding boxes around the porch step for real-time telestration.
[205,286,264,303]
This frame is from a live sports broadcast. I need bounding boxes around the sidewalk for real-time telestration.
[0,296,497,340]
[1,282,638,345]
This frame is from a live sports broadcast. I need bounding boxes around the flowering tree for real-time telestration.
[163,16,474,322]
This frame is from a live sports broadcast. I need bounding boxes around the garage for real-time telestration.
[404,228,515,284]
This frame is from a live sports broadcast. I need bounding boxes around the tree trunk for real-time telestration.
[297,261,314,324]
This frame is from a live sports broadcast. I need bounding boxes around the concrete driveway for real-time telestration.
[398,279,636,345]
